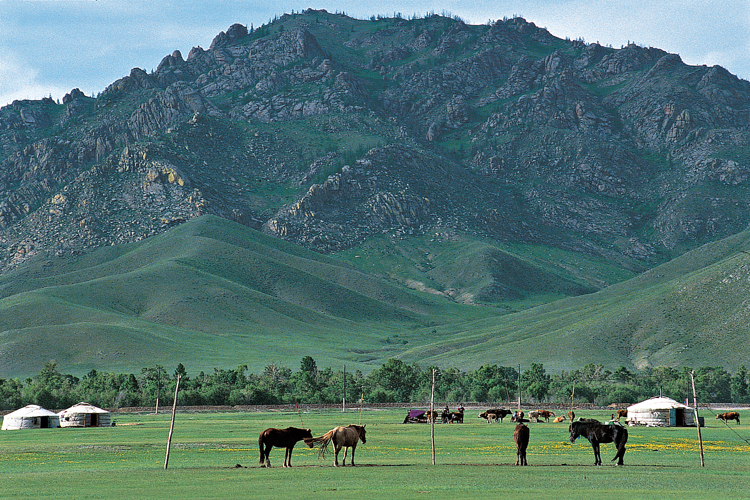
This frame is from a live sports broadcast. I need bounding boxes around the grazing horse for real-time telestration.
[258,427,314,468]
[569,421,628,466]
[615,409,628,421]
[311,424,367,467]
[514,424,530,466]
[716,412,741,425]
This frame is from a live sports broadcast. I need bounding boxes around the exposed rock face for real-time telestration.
[2,10,750,281]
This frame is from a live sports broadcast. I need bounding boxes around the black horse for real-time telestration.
[569,420,628,466]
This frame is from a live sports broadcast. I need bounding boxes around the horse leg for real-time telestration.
[258,443,273,467]
[341,446,349,466]
[284,445,293,467]
[592,441,601,466]
[612,443,626,466]
[350,444,357,466]
[334,444,341,467]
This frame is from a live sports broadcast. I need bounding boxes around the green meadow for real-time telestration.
[1,408,747,499]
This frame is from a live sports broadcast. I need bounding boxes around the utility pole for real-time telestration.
[517,363,522,411]
[690,370,705,467]
[164,374,181,470]
[430,368,436,465]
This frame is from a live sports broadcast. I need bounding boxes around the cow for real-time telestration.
[514,423,530,466]
[511,410,526,423]
[478,408,512,423]
[479,411,498,423]
[449,408,464,424]
[530,409,555,422]
[716,412,741,425]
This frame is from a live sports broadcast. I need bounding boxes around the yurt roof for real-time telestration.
[59,402,110,415]
[627,396,692,412]
[4,404,59,418]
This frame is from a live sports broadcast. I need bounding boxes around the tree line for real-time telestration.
[1,358,747,411]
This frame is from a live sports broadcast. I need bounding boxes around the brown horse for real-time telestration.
[310,424,367,466]
[514,423,530,466]
[258,427,314,467]
[569,421,628,466]
[568,410,575,421]
[615,409,628,421]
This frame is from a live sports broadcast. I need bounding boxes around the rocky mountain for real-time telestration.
[2,10,750,305]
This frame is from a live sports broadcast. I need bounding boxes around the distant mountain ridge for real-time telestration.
[1,10,750,374]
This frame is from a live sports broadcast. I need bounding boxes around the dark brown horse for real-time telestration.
[258,427,313,467]
[569,421,628,466]
[310,424,367,466]
[514,423,530,466]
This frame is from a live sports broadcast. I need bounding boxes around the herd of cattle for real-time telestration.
[257,408,742,468]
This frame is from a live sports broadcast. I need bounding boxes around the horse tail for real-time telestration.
[309,429,335,458]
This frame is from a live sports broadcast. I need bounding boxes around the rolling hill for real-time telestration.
[1,215,749,378]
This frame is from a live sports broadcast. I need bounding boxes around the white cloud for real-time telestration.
[0,50,70,105]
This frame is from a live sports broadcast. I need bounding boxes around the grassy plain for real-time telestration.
[1,408,748,499]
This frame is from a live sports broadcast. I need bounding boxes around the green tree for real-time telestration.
[521,363,550,402]
[694,366,731,402]
[367,359,420,402]
[730,365,748,403]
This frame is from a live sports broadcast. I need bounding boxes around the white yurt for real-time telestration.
[58,402,112,428]
[2,404,61,430]
[626,396,695,427]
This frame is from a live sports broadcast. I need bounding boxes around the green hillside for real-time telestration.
[2,215,748,378]
[0,216,494,378]
[399,228,750,371]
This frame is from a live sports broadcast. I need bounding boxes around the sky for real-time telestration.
[1,0,749,107]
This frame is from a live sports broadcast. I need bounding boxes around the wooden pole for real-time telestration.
[430,368,436,465]
[690,370,705,467]
[164,374,181,470]
[517,364,522,411]
[342,365,346,412]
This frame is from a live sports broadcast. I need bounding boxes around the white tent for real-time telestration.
[58,402,112,428]
[2,404,61,430]
[626,396,695,427]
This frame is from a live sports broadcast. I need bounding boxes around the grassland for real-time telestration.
[1,408,748,499]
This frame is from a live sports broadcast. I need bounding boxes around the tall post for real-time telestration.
[430,368,436,465]
[164,374,181,470]
[517,364,522,411]
[342,365,346,412]
[690,370,705,467]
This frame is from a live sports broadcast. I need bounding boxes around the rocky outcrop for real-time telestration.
[2,10,750,277]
